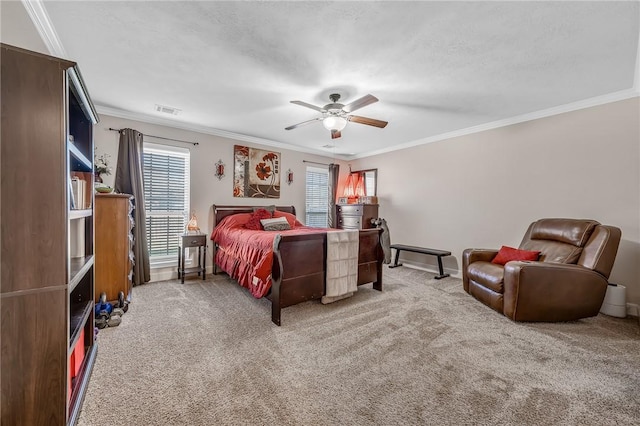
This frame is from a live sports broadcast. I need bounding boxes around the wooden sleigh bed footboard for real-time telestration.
[270,228,383,325]
[211,205,384,325]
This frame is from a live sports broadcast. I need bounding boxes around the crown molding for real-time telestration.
[95,105,347,159]
[353,89,640,160]
[21,0,67,58]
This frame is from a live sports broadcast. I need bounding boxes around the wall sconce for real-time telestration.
[214,159,225,180]
[286,169,293,185]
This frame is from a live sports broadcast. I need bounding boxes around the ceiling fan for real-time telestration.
[285,93,388,139]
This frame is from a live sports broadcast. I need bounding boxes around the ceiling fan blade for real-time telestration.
[290,100,325,112]
[348,115,388,128]
[331,130,342,139]
[285,117,321,130]
[342,94,378,113]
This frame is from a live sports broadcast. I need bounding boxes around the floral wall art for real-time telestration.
[233,145,280,198]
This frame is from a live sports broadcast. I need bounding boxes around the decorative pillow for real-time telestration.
[260,216,291,231]
[245,209,272,230]
[491,246,541,265]
[217,213,251,229]
[273,210,303,228]
[253,205,276,216]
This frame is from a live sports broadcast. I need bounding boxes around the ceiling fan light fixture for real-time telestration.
[322,116,347,131]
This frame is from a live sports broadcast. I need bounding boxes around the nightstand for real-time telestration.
[177,234,207,283]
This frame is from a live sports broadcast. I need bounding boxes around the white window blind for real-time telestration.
[142,143,190,261]
[305,166,329,227]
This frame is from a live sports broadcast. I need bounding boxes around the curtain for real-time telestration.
[327,163,340,228]
[115,128,150,285]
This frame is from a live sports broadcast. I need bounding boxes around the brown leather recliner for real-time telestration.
[463,219,621,322]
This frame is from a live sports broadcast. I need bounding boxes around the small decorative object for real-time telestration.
[233,145,281,198]
[358,196,378,204]
[214,159,225,180]
[95,186,114,194]
[337,197,348,204]
[286,169,293,185]
[94,152,112,184]
[186,210,201,234]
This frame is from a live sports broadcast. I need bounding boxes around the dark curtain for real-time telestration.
[115,128,150,285]
[327,163,340,228]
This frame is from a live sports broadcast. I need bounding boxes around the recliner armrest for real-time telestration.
[462,248,499,292]
[503,261,608,321]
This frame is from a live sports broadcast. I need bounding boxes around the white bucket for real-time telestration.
[600,283,627,318]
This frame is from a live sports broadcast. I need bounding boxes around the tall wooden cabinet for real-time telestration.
[1,44,99,425]
[95,193,134,303]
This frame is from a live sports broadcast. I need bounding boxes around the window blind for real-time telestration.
[142,143,190,261]
[305,166,329,227]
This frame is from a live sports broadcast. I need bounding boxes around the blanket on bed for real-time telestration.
[211,213,327,298]
[321,229,359,304]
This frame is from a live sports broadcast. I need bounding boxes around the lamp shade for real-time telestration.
[354,174,365,197]
[322,116,348,131]
[343,173,355,197]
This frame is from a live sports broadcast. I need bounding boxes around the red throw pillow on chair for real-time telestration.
[245,209,272,230]
[491,245,540,265]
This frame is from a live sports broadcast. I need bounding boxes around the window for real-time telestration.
[305,166,329,227]
[142,143,190,264]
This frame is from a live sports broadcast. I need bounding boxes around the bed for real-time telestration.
[210,205,383,325]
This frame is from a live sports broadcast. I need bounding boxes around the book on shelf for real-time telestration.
[70,171,93,209]
[71,177,84,210]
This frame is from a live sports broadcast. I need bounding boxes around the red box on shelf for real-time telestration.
[71,328,85,377]
[68,363,72,402]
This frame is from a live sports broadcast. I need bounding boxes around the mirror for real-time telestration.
[352,168,377,196]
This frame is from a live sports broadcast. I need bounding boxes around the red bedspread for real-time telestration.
[210,213,328,298]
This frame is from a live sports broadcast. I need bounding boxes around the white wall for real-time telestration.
[94,114,347,281]
[0,1,48,54]
[353,97,640,309]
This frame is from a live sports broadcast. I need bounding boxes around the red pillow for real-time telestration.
[491,246,540,265]
[245,209,272,230]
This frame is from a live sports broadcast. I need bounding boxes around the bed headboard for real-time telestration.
[212,205,296,228]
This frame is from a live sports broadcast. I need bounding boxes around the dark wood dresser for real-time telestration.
[95,193,134,303]
[336,204,379,229]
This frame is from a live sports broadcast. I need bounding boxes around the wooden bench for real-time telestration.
[389,244,452,279]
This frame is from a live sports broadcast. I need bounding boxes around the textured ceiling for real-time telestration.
[42,1,639,158]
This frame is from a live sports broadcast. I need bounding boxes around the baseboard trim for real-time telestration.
[394,260,460,279]
[150,265,215,283]
[627,303,639,318]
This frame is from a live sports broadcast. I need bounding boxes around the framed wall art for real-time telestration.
[233,145,281,198]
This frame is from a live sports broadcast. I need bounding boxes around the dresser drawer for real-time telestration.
[338,216,362,229]
[337,204,363,216]
[182,234,206,248]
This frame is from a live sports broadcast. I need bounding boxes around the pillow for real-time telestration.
[491,246,541,266]
[253,205,275,216]
[217,213,251,229]
[273,210,302,228]
[260,216,291,231]
[245,209,272,230]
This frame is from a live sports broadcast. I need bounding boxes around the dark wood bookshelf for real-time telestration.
[1,43,99,426]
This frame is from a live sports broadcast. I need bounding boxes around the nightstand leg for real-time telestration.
[181,247,185,284]
[202,244,206,280]
[177,249,182,279]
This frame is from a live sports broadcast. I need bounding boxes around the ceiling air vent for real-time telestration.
[154,104,181,115]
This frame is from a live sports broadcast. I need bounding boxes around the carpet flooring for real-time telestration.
[78,267,640,425]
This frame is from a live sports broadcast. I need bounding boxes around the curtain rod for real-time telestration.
[108,128,199,146]
[303,160,331,166]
